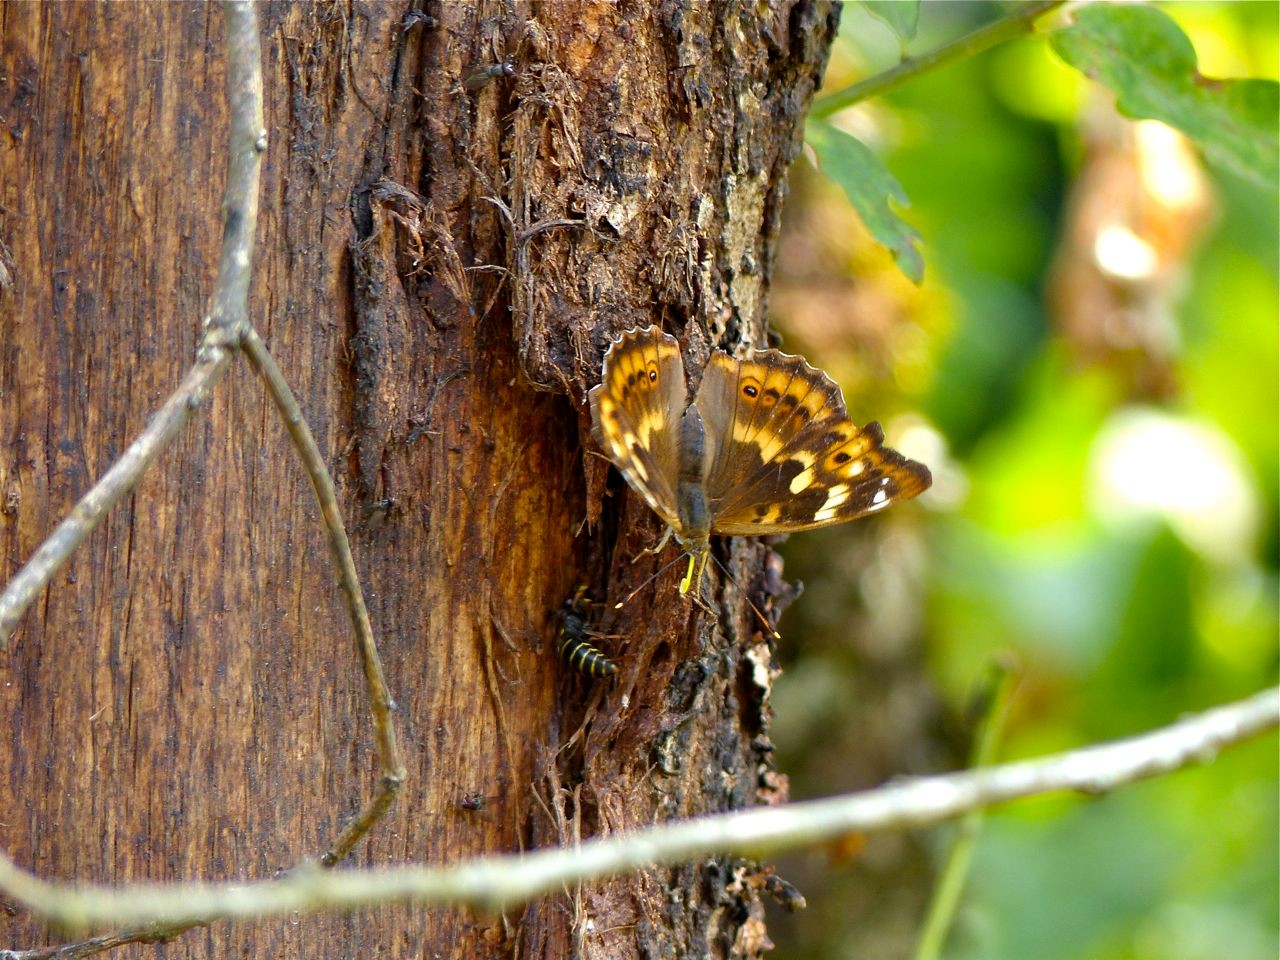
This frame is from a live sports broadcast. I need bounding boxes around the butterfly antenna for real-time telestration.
[707,551,782,640]
[613,552,689,610]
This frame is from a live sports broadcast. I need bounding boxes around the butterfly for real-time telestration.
[588,326,932,594]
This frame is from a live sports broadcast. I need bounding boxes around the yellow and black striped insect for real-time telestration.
[556,585,618,679]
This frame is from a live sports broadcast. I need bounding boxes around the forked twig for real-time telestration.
[0,0,267,645]
[2,1,402,955]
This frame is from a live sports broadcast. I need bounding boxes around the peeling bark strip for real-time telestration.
[0,2,835,957]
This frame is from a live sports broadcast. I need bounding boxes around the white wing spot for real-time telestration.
[813,483,850,522]
[789,468,815,494]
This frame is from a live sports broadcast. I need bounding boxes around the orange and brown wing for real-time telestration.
[694,347,931,534]
[588,326,687,528]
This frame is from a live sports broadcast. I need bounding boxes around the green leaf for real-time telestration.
[805,120,925,283]
[1050,4,1279,191]
[862,0,919,52]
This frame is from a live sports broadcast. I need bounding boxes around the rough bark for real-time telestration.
[0,2,836,957]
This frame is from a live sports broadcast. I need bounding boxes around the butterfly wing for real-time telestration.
[695,347,931,534]
[588,326,687,529]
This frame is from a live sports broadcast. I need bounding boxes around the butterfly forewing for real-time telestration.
[696,349,848,523]
[696,350,845,497]
[588,326,686,529]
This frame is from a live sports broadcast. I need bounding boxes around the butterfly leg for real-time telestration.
[678,548,709,595]
[676,547,721,616]
[631,525,674,563]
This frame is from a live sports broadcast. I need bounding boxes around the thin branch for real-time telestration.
[810,0,1066,119]
[3,686,1273,935]
[240,327,405,866]
[207,0,265,338]
[0,923,183,960]
[0,0,267,648]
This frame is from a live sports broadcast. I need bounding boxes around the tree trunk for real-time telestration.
[0,3,837,957]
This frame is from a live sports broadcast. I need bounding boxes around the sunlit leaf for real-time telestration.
[862,0,918,51]
[1050,4,1279,191]
[804,119,925,283]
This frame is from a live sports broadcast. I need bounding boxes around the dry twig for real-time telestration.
[2,686,1272,936]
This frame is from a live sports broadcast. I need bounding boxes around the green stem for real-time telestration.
[913,657,1021,960]
[811,0,1066,119]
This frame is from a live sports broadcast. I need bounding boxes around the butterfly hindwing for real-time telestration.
[696,348,931,534]
[588,326,686,529]
[715,420,932,533]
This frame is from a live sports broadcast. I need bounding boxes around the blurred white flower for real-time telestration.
[1087,408,1260,565]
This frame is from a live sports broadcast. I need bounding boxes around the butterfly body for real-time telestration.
[589,326,931,590]
[673,406,712,546]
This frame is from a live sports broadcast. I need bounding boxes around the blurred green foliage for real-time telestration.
[769,2,1278,958]
[807,118,926,282]
[1050,4,1279,190]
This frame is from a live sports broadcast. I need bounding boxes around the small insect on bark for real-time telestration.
[462,61,516,92]
[556,585,618,679]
